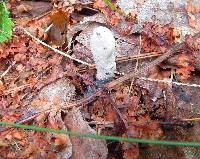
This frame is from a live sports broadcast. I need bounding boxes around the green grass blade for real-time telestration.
[0,121,200,147]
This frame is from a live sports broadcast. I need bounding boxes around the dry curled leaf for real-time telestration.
[176,66,194,80]
[48,5,71,47]
[123,146,139,159]
[186,0,200,32]
[142,23,174,53]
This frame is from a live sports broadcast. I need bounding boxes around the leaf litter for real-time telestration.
[0,0,200,159]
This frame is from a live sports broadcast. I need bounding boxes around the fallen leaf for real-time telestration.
[13,131,24,140]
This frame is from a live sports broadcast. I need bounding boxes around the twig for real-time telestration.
[16,26,92,66]
[78,52,162,72]
[129,34,142,94]
[135,34,142,71]
[116,52,161,63]
[12,139,21,151]
[181,118,200,121]
[139,77,200,88]
[88,121,114,125]
[2,84,30,95]
[3,32,200,133]
[0,61,16,80]
[105,42,187,89]
[45,23,53,33]
[114,31,200,88]
[31,10,52,21]
[0,89,102,132]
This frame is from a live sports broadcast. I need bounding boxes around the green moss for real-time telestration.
[0,2,14,43]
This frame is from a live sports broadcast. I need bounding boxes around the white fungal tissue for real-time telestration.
[90,26,116,81]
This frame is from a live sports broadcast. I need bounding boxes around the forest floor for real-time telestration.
[0,0,200,159]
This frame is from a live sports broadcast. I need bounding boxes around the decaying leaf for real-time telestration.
[186,0,200,31]
[48,5,71,47]
[65,108,108,159]
[1,0,200,159]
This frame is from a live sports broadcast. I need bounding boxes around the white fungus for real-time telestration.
[90,26,116,81]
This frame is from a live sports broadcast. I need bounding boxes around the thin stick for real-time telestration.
[78,52,162,72]
[0,61,16,80]
[31,10,52,21]
[108,31,200,89]
[129,34,142,94]
[16,26,92,66]
[2,84,30,95]
[139,77,200,88]
[105,42,186,89]
[45,23,53,33]
[0,89,102,132]
[181,118,200,121]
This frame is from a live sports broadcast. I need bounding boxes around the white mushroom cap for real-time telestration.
[90,26,116,80]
